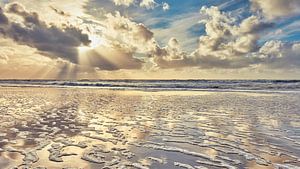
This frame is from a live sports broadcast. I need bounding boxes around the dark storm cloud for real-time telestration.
[0,3,90,63]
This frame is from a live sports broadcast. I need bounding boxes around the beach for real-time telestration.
[1,0,300,168]
[0,87,299,169]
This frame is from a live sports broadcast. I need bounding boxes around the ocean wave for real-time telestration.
[0,80,300,91]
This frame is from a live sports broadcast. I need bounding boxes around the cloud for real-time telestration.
[1,3,151,71]
[0,38,62,78]
[262,20,300,41]
[0,52,8,64]
[74,12,151,70]
[256,40,300,69]
[152,6,274,69]
[162,2,170,11]
[152,38,189,68]
[251,0,300,19]
[0,7,8,25]
[112,0,159,10]
[152,4,299,71]
[80,44,144,70]
[0,3,90,64]
[112,0,134,7]
[49,6,70,17]
[150,11,201,52]
[139,0,156,9]
[1,1,299,79]
[6,3,42,25]
[104,12,155,54]
[152,39,259,69]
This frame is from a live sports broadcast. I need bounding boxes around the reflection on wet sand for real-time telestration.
[0,87,299,169]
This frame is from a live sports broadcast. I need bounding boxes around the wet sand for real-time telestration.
[0,87,299,169]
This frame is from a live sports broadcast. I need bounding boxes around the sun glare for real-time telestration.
[78,35,106,54]
[77,35,107,66]
[89,35,106,48]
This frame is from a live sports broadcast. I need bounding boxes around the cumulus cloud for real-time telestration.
[153,6,274,69]
[256,40,300,69]
[251,0,300,19]
[0,3,90,64]
[1,1,299,77]
[152,6,300,71]
[196,7,273,55]
[104,12,155,54]
[0,3,152,71]
[1,3,145,71]
[151,38,190,69]
[73,12,152,70]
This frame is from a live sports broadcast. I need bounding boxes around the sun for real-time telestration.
[78,35,106,53]
[89,35,106,48]
[78,35,106,57]
[77,34,109,66]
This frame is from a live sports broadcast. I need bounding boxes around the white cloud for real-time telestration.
[261,20,300,42]
[103,12,155,53]
[151,6,299,70]
[112,0,135,6]
[112,0,157,9]
[191,6,270,66]
[251,0,300,19]
[74,12,157,70]
[140,0,156,9]
[1,1,299,79]
[257,40,300,69]
[162,2,170,11]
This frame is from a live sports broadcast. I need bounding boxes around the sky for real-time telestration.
[0,0,299,79]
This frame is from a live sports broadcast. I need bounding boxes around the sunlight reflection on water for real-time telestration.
[0,87,299,169]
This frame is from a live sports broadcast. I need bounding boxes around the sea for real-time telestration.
[0,79,300,91]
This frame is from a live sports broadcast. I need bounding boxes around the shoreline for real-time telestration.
[1,84,300,94]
